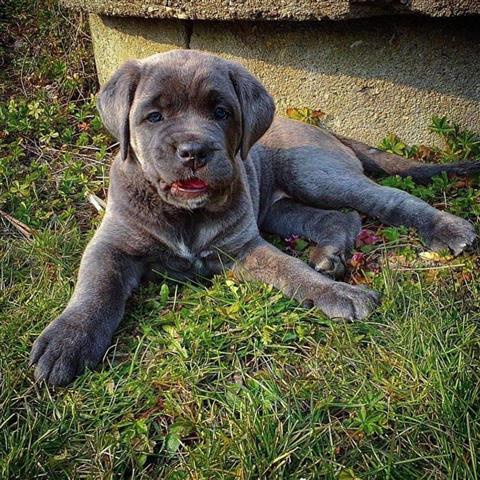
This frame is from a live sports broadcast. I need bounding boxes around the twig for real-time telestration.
[88,193,106,212]
[0,210,34,239]
[391,264,465,272]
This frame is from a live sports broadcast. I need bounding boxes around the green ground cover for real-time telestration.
[1,2,479,478]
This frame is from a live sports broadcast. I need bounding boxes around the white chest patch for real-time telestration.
[272,189,291,204]
[175,241,213,261]
[176,240,193,259]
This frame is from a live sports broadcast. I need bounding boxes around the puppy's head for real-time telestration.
[97,50,275,209]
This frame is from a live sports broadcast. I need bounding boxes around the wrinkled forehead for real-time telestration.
[134,54,238,110]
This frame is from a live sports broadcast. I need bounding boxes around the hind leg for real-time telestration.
[264,120,474,255]
[281,171,475,255]
[261,199,361,279]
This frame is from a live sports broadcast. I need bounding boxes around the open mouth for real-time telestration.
[170,178,209,196]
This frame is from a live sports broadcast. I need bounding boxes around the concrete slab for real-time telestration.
[64,0,480,21]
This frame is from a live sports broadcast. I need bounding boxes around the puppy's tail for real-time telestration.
[335,134,480,185]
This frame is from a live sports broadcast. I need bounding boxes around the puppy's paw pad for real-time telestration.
[30,318,107,387]
[312,283,380,321]
[424,212,476,256]
[34,353,80,387]
[309,246,347,280]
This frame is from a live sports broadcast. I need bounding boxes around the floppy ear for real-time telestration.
[229,64,275,160]
[97,60,141,161]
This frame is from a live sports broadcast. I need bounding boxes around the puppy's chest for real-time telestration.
[157,223,226,277]
[131,206,234,276]
[147,237,228,281]
[169,241,218,275]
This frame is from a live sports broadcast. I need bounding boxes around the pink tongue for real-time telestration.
[175,178,208,190]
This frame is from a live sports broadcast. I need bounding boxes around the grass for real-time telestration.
[1,1,480,478]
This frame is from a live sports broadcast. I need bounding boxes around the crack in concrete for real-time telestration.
[185,20,193,49]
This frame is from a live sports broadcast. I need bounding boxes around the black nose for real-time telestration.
[176,142,210,170]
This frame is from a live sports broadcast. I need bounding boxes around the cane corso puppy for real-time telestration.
[30,50,477,386]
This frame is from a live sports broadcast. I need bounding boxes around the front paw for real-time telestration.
[421,212,476,256]
[306,282,380,320]
[30,313,110,386]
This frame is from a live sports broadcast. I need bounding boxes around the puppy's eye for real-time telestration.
[214,106,229,120]
[147,112,163,123]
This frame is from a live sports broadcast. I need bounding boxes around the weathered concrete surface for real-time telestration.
[65,0,480,21]
[89,15,188,85]
[89,14,480,146]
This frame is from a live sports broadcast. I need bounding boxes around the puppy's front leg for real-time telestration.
[234,237,379,320]
[30,235,145,386]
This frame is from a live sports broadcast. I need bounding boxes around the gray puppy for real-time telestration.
[30,50,477,386]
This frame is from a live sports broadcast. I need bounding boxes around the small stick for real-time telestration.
[391,264,465,272]
[0,210,33,239]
